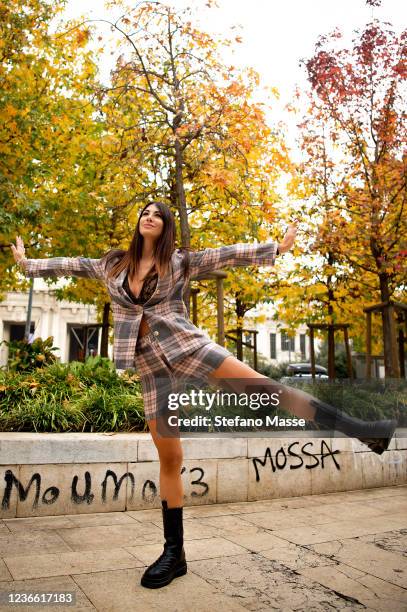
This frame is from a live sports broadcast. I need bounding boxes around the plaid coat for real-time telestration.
[20,241,278,372]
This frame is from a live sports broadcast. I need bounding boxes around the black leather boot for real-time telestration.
[140,500,187,589]
[310,398,397,455]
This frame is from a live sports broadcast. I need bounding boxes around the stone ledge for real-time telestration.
[1,431,406,518]
[1,430,405,464]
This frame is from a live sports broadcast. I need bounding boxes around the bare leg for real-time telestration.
[208,355,317,420]
[208,356,397,454]
[147,418,184,508]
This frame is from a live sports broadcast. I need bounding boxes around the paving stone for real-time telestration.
[0,531,72,558]
[299,562,407,611]
[310,539,407,588]
[127,536,248,564]
[219,531,291,553]
[125,508,163,523]
[177,518,220,540]
[65,511,137,528]
[356,572,407,611]
[324,513,407,540]
[362,495,407,515]
[183,502,242,518]
[259,542,338,571]
[226,496,322,513]
[261,523,340,546]
[3,516,76,533]
[0,575,95,611]
[188,552,364,610]
[194,514,274,535]
[236,507,337,531]
[0,559,13,581]
[72,567,247,611]
[3,548,143,581]
[296,500,394,521]
[183,515,288,551]
[311,485,407,505]
[1,485,405,611]
[55,522,163,552]
[357,528,407,558]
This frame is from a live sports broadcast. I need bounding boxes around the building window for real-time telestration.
[300,334,306,359]
[269,333,276,359]
[68,324,100,362]
[281,330,295,352]
[9,322,35,342]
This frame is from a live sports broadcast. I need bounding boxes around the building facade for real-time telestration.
[0,278,111,369]
[244,303,321,365]
[1,281,318,370]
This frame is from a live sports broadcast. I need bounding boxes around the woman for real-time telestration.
[11,202,397,590]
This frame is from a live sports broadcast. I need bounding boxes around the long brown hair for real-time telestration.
[101,201,190,281]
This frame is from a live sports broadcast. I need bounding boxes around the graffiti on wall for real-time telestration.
[252,440,341,481]
[1,466,209,511]
[1,440,340,511]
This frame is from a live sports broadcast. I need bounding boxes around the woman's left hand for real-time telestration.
[278,221,298,254]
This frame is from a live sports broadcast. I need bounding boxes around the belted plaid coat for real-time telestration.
[20,241,278,371]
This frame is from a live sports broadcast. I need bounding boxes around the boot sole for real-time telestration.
[359,420,398,455]
[140,562,187,589]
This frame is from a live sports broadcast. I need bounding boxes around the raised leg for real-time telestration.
[208,356,397,454]
[208,355,317,420]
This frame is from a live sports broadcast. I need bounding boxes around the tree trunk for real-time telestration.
[379,273,400,378]
[100,302,110,358]
[236,297,245,361]
[327,253,336,379]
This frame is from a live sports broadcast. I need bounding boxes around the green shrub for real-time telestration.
[1,336,59,373]
[0,355,146,433]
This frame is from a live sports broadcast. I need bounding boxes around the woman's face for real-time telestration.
[139,204,164,241]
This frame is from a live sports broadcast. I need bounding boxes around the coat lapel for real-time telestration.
[107,252,182,306]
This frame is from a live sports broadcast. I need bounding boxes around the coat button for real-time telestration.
[156,289,160,294]
[154,330,159,336]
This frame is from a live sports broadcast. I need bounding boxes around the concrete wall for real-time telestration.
[1,431,406,518]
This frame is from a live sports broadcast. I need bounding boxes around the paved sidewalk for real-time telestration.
[0,486,406,611]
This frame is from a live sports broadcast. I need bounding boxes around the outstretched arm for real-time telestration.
[189,222,298,278]
[189,241,278,278]
[11,236,105,280]
[277,222,298,254]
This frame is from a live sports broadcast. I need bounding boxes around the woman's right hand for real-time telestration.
[10,236,26,265]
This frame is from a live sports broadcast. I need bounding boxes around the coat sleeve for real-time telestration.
[189,241,278,279]
[18,257,106,280]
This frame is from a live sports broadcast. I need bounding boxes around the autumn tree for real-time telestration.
[0,0,119,353]
[94,0,289,338]
[286,19,406,376]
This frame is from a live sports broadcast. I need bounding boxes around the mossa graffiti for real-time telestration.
[252,440,340,481]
